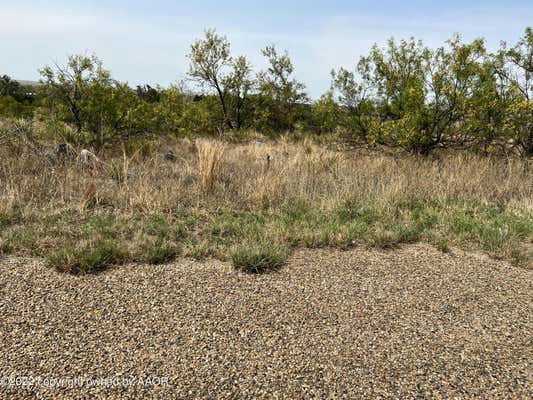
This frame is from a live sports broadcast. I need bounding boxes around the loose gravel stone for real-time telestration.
[0,244,531,399]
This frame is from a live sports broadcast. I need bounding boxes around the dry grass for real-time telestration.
[0,135,531,271]
[196,139,225,191]
[1,137,531,213]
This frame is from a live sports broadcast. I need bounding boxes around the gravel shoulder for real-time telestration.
[0,244,531,399]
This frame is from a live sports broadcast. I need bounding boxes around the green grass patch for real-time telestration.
[1,196,531,273]
[232,241,288,274]
[0,208,24,229]
[139,239,181,265]
[47,241,128,274]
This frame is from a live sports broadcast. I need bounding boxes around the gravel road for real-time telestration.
[0,244,531,399]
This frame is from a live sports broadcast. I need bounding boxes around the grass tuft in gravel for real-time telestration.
[232,242,288,274]
[141,239,181,265]
[0,238,12,256]
[47,241,128,274]
[432,236,451,253]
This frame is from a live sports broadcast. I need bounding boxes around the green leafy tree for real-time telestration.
[304,91,342,135]
[493,27,533,156]
[462,54,510,153]
[187,29,254,131]
[0,75,23,99]
[39,54,136,148]
[333,36,489,154]
[367,38,428,152]
[420,36,487,150]
[331,56,376,141]
[225,55,254,129]
[0,75,38,117]
[256,45,308,132]
[136,84,161,103]
[0,96,34,118]
[183,97,221,136]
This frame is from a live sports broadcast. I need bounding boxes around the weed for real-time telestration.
[0,238,12,255]
[0,208,23,229]
[433,237,451,253]
[367,229,401,249]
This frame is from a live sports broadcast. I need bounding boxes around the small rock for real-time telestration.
[78,149,100,169]
[164,150,177,162]
[44,143,76,163]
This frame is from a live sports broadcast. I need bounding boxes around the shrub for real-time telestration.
[39,54,139,149]
[0,96,35,118]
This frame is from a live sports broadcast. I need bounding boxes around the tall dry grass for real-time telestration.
[0,138,531,216]
[196,139,225,192]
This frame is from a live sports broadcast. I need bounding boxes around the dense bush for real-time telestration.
[332,29,532,155]
[0,27,531,155]
[0,75,38,117]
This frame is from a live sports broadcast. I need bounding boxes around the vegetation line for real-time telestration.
[1,27,532,156]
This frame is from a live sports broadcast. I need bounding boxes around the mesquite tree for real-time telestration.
[40,54,136,148]
[256,45,308,132]
[187,29,254,131]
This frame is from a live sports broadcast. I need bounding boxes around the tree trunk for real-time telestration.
[524,129,533,157]
[215,85,233,130]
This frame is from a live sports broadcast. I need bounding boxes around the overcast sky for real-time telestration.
[1,0,532,97]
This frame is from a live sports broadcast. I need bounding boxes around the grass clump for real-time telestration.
[510,248,532,268]
[0,208,23,229]
[196,139,225,191]
[140,240,180,265]
[232,241,288,274]
[366,229,402,249]
[0,238,13,255]
[47,241,128,274]
[432,236,451,253]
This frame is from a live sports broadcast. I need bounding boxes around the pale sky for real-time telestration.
[1,0,532,97]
